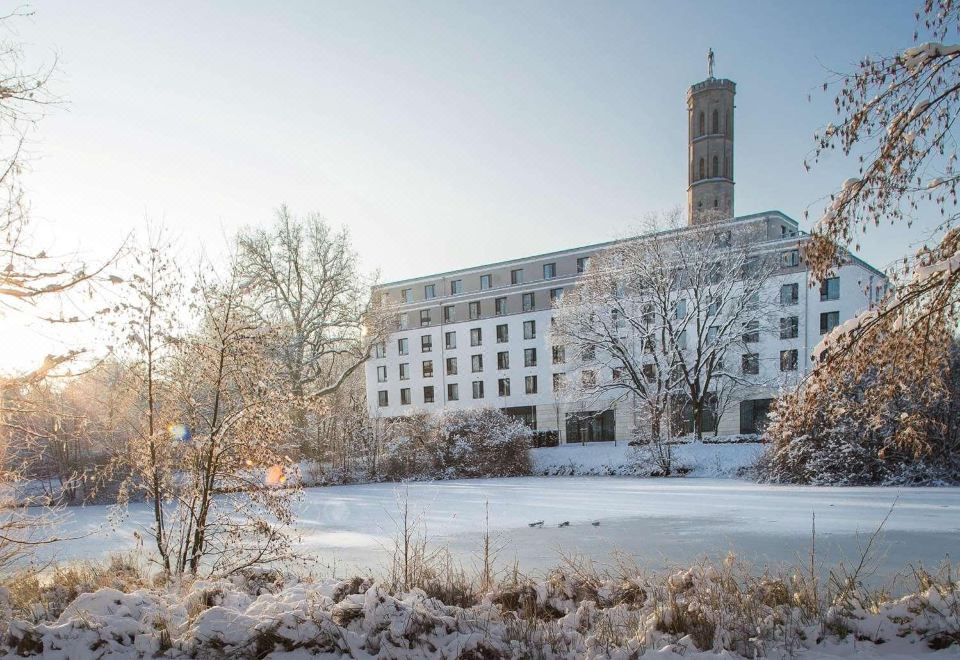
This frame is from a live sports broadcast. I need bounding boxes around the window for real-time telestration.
[422,360,433,378]
[581,370,596,389]
[497,351,510,370]
[642,364,656,382]
[522,292,535,311]
[781,250,800,268]
[398,338,409,356]
[401,288,412,303]
[447,383,459,401]
[469,301,481,319]
[498,378,511,396]
[544,288,562,306]
[446,357,458,375]
[399,363,410,380]
[399,313,409,329]
[472,381,484,399]
[445,331,456,349]
[400,388,411,405]
[642,303,655,325]
[524,348,537,367]
[739,398,773,434]
[443,305,455,323]
[612,308,625,328]
[780,316,799,340]
[698,111,705,136]
[712,155,719,177]
[566,410,616,443]
[424,284,436,299]
[780,349,798,372]
[510,269,524,285]
[470,327,482,346]
[699,158,705,179]
[674,299,687,319]
[449,279,462,295]
[677,330,688,350]
[742,353,759,375]
[576,257,590,273]
[820,277,840,301]
[820,311,840,335]
[743,320,759,343]
[496,324,509,343]
[525,375,538,394]
[420,309,431,326]
[421,334,432,352]
[523,320,536,339]
[712,108,719,134]
[377,390,389,407]
[707,325,719,344]
[376,365,387,382]
[374,342,386,358]
[583,345,596,361]
[552,345,565,364]
[480,274,492,290]
[471,354,483,372]
[423,386,435,403]
[495,297,507,316]
[543,263,556,280]
[643,337,655,353]
[780,283,799,305]
[553,373,567,392]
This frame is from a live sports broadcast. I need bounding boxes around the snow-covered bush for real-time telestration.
[381,408,532,481]
[4,555,958,658]
[761,330,960,485]
[432,408,532,478]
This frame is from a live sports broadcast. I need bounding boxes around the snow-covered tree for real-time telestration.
[236,207,375,449]
[806,0,960,367]
[552,209,779,440]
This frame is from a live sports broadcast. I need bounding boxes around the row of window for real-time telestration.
[378,346,552,383]
[398,259,590,304]
[377,375,545,407]
[399,289,564,328]
[379,309,839,365]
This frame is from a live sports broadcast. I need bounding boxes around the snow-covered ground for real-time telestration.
[531,440,764,477]
[32,475,960,587]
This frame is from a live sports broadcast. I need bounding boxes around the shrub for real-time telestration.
[381,408,533,481]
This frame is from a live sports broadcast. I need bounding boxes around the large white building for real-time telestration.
[363,66,888,443]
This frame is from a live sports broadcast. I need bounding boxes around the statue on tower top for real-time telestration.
[707,48,715,78]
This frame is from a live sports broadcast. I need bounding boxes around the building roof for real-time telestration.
[376,210,799,289]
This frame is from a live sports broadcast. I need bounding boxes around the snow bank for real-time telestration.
[531,440,764,478]
[5,565,957,658]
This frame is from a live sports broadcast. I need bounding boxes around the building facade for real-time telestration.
[363,65,888,443]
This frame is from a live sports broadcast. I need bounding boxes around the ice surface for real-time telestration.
[30,468,960,586]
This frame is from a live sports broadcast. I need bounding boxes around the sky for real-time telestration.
[3,1,929,371]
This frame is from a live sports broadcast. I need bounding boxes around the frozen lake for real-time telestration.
[34,477,960,585]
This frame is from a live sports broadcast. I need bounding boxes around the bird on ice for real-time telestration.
[528,520,544,528]
[591,521,600,526]
[558,521,570,528]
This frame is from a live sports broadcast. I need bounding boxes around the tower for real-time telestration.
[687,49,735,224]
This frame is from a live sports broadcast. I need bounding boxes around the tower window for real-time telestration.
[714,199,718,208]
[712,109,719,134]
[698,112,705,136]
[723,155,728,178]
[712,156,719,177]
[699,158,705,180]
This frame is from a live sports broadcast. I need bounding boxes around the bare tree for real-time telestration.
[552,209,779,441]
[236,207,375,449]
